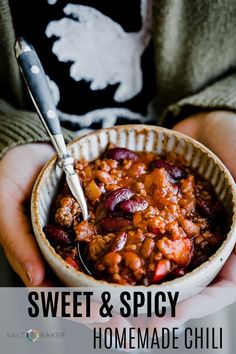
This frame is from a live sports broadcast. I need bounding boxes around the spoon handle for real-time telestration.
[15,37,89,220]
[14,37,68,159]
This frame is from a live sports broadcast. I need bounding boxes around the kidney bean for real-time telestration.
[65,256,80,270]
[107,147,138,161]
[149,159,186,181]
[120,197,148,214]
[110,232,127,251]
[152,259,171,283]
[140,238,155,258]
[43,225,73,245]
[99,217,130,232]
[124,252,142,271]
[104,187,134,211]
[196,198,222,221]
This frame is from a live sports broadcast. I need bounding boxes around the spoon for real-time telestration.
[15,38,91,274]
[15,38,89,212]
[77,244,92,276]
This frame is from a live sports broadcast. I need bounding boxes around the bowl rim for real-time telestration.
[31,124,236,288]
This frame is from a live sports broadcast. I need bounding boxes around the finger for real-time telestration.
[214,249,236,286]
[35,265,61,287]
[147,260,236,333]
[173,113,207,140]
[147,287,234,332]
[0,202,46,286]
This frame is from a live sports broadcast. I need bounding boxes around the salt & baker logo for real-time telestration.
[6,330,66,342]
[27,329,40,342]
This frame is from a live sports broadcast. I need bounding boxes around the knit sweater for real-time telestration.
[1,0,236,158]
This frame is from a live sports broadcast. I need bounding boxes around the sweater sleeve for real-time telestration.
[162,72,236,127]
[0,99,75,159]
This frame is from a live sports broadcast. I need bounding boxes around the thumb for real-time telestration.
[0,143,55,287]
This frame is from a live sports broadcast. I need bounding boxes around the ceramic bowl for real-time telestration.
[31,125,236,301]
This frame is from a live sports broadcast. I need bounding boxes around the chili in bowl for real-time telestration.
[43,146,227,286]
[31,125,236,297]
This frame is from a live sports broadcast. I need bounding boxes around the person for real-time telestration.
[1,0,236,295]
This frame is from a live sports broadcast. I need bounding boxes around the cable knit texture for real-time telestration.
[152,0,236,125]
[1,0,236,157]
[0,100,75,158]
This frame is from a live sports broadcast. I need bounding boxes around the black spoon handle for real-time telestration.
[15,37,67,158]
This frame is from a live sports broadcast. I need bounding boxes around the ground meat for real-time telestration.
[44,146,227,286]
[55,196,81,228]
[74,221,97,242]
[87,234,113,261]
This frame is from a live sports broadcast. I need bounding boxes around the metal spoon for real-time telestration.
[77,244,92,276]
[14,38,89,221]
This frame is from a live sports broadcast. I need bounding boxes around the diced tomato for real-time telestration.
[152,259,171,283]
[65,256,80,270]
[157,237,192,266]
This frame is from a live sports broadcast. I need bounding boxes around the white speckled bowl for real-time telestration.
[31,125,236,299]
